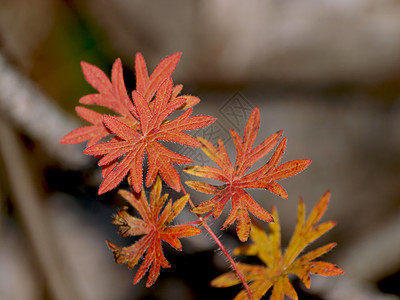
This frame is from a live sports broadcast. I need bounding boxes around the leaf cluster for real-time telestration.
[60,52,343,297]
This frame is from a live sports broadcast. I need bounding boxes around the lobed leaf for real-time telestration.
[167,194,190,224]
[80,59,132,116]
[103,115,141,141]
[185,181,222,195]
[211,192,343,300]
[107,176,201,287]
[184,165,228,182]
[60,107,110,146]
[144,52,182,102]
[61,53,214,195]
[185,107,311,241]
[135,53,150,96]
[269,159,312,181]
[80,61,113,96]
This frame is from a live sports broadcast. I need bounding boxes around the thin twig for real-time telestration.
[180,182,254,300]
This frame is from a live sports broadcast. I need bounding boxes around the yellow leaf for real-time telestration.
[211,192,344,299]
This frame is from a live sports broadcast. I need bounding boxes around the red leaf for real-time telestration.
[144,53,181,101]
[135,53,150,96]
[61,58,136,147]
[85,92,214,193]
[98,145,146,194]
[145,141,193,191]
[62,53,215,194]
[103,115,141,141]
[131,90,152,134]
[80,61,113,95]
[60,107,110,146]
[80,59,133,116]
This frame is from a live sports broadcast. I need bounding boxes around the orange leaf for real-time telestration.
[107,176,201,287]
[134,53,150,96]
[184,107,310,241]
[211,192,343,300]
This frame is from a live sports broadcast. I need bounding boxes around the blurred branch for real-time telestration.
[0,51,89,169]
[0,117,82,300]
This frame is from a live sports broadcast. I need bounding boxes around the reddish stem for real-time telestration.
[179,220,202,227]
[180,183,254,300]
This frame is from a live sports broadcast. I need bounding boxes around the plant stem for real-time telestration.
[180,183,254,300]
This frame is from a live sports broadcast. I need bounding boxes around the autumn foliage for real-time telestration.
[61,53,215,194]
[211,191,344,299]
[106,176,201,287]
[185,107,311,242]
[61,52,343,298]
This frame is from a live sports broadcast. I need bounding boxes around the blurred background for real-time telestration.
[1,0,400,299]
